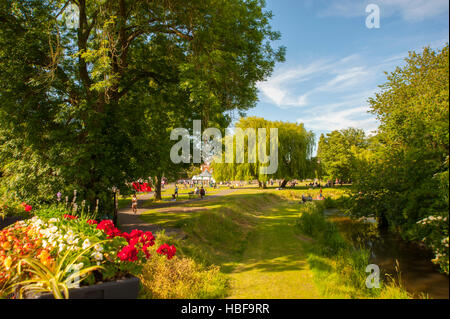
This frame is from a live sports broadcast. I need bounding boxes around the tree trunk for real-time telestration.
[154,175,162,200]
[280,179,288,188]
[257,180,268,189]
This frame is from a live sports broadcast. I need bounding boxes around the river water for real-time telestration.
[369,230,449,299]
[324,209,449,299]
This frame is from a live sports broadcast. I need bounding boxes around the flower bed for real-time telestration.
[0,209,176,299]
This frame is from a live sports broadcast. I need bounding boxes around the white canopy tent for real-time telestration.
[192,170,215,183]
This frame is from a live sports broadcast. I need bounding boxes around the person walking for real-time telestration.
[131,193,138,214]
[200,186,206,199]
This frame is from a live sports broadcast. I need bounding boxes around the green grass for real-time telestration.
[226,202,319,298]
[139,187,412,299]
[141,191,280,264]
[140,187,349,298]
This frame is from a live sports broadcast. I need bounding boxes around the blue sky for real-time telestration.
[245,0,449,145]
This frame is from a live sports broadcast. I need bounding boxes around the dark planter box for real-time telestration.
[0,216,25,230]
[27,276,140,299]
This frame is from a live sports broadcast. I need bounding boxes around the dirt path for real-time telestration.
[117,188,236,236]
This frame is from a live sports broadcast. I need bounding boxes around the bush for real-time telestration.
[295,202,327,237]
[296,202,347,256]
[139,255,229,299]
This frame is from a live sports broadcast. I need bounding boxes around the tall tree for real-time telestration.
[317,128,368,182]
[0,0,285,210]
[212,117,314,188]
[350,45,449,236]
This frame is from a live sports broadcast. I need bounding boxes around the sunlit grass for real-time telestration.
[138,186,412,299]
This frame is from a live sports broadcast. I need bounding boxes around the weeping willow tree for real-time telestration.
[211,117,314,188]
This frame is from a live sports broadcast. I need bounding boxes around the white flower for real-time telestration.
[82,239,91,250]
[66,235,78,245]
[94,244,103,252]
[49,218,59,223]
[91,252,103,261]
[58,243,66,252]
[48,226,58,233]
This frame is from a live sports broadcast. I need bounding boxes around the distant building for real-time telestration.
[193,163,215,183]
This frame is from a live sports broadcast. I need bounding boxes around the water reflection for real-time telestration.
[325,210,449,299]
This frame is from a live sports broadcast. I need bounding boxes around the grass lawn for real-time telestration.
[139,186,411,298]
[139,187,349,298]
[226,202,319,298]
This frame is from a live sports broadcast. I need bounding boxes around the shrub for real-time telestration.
[0,199,33,220]
[296,202,347,256]
[139,255,229,299]
[295,202,327,237]
[416,214,449,274]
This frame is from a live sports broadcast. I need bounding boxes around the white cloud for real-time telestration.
[258,54,375,108]
[319,0,449,22]
[257,53,387,133]
[258,42,447,134]
[257,53,383,110]
[257,60,331,107]
[297,106,379,133]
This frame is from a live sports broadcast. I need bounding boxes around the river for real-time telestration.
[324,209,449,299]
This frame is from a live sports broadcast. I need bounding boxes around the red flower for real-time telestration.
[117,244,138,262]
[86,219,98,225]
[24,205,32,212]
[156,243,176,260]
[142,242,152,258]
[63,214,78,220]
[97,220,121,238]
[140,231,155,246]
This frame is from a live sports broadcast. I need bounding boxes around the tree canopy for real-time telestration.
[349,45,448,254]
[212,117,314,187]
[0,0,285,210]
[317,128,369,182]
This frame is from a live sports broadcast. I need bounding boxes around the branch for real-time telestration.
[117,71,166,99]
[76,0,92,91]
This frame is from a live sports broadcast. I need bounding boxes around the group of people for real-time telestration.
[171,184,206,200]
[307,181,322,188]
[178,179,216,189]
[301,188,324,204]
[194,186,206,199]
